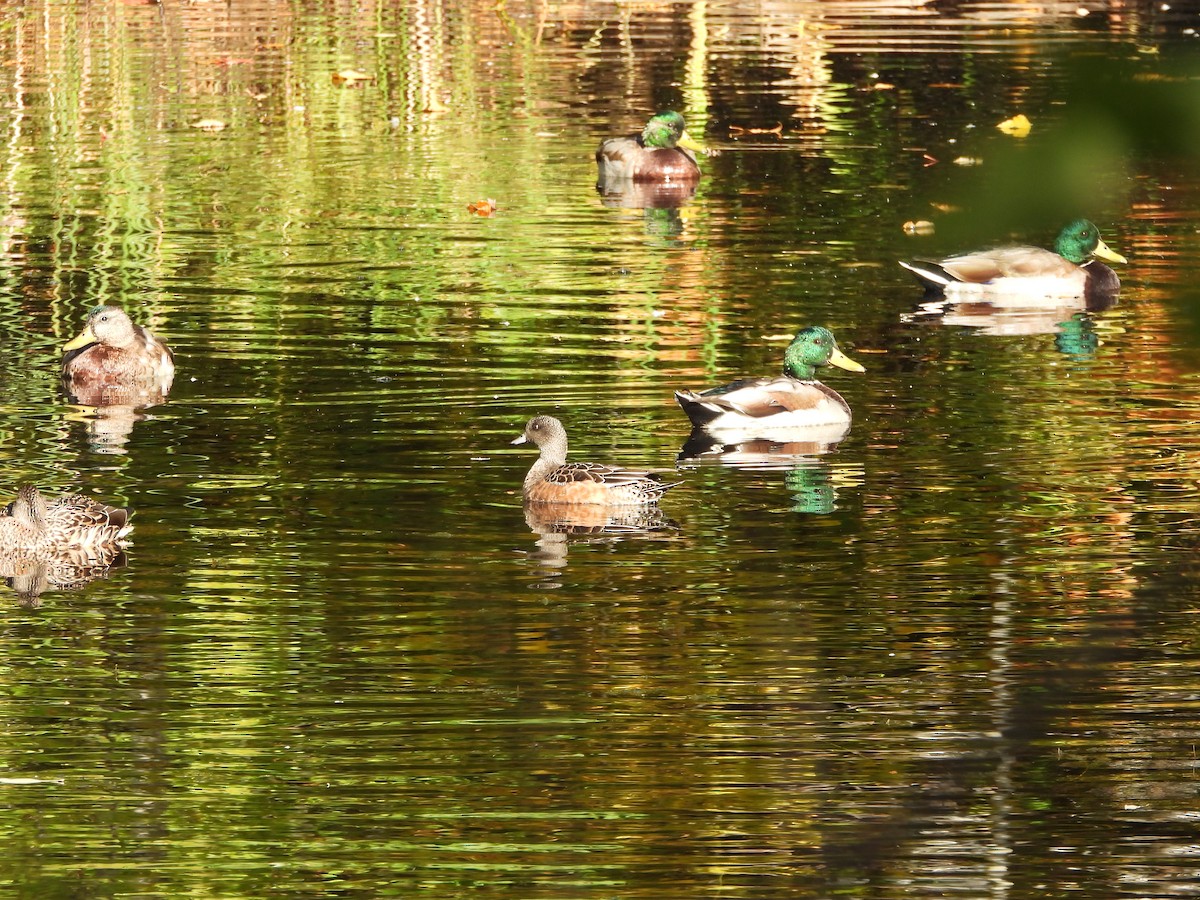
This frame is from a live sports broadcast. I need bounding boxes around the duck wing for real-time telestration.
[596,135,641,180]
[941,245,1079,282]
[544,462,664,488]
[46,494,132,543]
[678,376,842,421]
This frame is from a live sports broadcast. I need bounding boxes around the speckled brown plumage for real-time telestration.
[0,485,132,554]
[62,306,175,393]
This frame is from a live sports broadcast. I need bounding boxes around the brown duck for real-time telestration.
[62,306,175,391]
[512,416,680,506]
[0,485,132,554]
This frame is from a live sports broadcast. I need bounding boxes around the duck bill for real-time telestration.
[1091,238,1127,265]
[62,326,97,352]
[828,347,865,374]
[676,130,707,154]
[511,434,529,446]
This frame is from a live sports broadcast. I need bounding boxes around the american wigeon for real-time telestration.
[512,415,680,506]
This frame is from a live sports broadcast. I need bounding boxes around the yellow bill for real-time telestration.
[1092,237,1127,265]
[828,346,865,373]
[676,130,708,155]
[62,326,97,352]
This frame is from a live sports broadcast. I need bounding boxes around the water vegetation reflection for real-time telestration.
[0,1,1197,898]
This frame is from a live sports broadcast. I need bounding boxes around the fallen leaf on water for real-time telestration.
[190,119,227,132]
[468,199,498,217]
[903,220,935,236]
[953,156,982,166]
[997,113,1032,137]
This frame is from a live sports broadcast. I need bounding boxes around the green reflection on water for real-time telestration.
[0,1,1196,899]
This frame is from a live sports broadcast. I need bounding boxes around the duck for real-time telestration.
[899,219,1126,298]
[596,111,704,184]
[512,415,680,506]
[675,326,865,436]
[62,306,175,390]
[0,485,132,554]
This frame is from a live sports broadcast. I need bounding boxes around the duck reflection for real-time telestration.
[522,503,679,576]
[596,178,696,210]
[903,291,1116,348]
[678,424,851,515]
[596,179,695,238]
[0,547,127,607]
[678,421,848,463]
[63,389,169,454]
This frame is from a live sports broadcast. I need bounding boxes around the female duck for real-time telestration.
[899,219,1126,298]
[0,485,131,554]
[596,111,704,184]
[675,326,865,435]
[62,306,175,389]
[513,415,679,506]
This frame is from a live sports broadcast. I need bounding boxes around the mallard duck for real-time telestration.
[596,111,704,184]
[512,415,680,506]
[62,306,175,388]
[675,326,865,435]
[899,219,1126,297]
[0,485,131,554]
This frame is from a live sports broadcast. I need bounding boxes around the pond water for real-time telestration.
[1,0,1200,896]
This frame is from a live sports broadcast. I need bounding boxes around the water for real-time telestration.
[0,0,1199,896]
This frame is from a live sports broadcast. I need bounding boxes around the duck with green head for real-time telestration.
[596,111,706,184]
[675,326,865,435]
[899,219,1127,298]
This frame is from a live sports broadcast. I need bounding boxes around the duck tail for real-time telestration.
[674,390,725,427]
[899,260,957,293]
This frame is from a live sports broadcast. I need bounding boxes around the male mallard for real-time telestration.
[675,326,865,435]
[512,415,680,506]
[899,219,1126,298]
[596,111,704,184]
[62,306,175,389]
[0,485,132,554]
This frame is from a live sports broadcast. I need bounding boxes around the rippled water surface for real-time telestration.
[1,0,1200,896]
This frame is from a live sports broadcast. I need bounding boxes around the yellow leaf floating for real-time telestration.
[997,114,1032,137]
[903,220,935,236]
[190,119,227,132]
[332,70,373,87]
